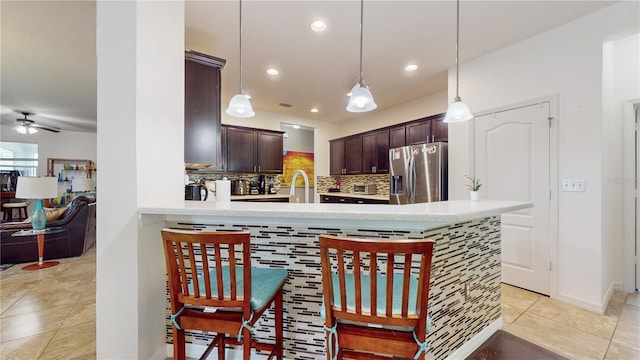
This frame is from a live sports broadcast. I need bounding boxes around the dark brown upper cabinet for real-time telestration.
[224,125,283,174]
[184,51,226,169]
[330,136,363,175]
[362,129,389,174]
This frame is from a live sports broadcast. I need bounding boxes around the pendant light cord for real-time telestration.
[238,0,244,93]
[358,0,364,85]
[455,0,460,99]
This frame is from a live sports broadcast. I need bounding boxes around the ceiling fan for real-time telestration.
[11,112,61,134]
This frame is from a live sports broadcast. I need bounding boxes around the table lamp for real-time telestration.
[15,176,58,231]
[72,178,94,193]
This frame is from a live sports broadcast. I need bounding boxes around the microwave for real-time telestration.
[353,183,377,195]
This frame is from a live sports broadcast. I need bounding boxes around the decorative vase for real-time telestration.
[470,190,480,201]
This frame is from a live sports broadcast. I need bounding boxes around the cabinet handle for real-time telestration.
[372,166,376,173]
[432,134,435,142]
[258,166,261,172]
[253,165,257,172]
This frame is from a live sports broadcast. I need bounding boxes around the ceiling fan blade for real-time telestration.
[31,123,61,133]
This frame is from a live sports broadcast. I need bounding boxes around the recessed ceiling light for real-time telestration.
[404,64,418,72]
[310,20,327,32]
[292,125,301,129]
[266,68,279,75]
[310,108,319,113]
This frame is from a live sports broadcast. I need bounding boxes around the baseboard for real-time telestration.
[556,290,613,315]
[445,318,503,360]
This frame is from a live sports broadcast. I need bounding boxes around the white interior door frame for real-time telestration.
[623,100,640,292]
[470,94,559,298]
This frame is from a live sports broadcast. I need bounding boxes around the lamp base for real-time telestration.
[31,199,47,231]
[23,261,59,271]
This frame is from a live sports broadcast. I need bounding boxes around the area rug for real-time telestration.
[466,330,568,360]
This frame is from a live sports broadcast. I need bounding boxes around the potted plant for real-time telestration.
[465,175,482,201]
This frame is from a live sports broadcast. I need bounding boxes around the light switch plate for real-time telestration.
[562,179,585,192]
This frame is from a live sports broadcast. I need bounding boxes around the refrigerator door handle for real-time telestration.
[408,155,416,204]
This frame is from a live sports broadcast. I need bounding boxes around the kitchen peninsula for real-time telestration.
[138,200,530,359]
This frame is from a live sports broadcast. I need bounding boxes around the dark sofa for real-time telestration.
[1,195,96,265]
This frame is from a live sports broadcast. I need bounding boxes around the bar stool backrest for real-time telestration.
[319,235,434,359]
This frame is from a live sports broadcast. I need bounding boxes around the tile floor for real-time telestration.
[0,245,638,360]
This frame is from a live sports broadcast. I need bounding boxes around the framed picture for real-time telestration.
[281,151,314,186]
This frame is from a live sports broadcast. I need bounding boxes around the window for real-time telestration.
[0,141,39,176]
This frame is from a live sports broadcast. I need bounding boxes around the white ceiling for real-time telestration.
[0,1,617,133]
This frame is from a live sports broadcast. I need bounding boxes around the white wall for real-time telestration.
[1,125,96,176]
[448,1,639,312]
[96,1,184,358]
[602,32,640,294]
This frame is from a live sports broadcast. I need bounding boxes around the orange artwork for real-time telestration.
[281,151,314,186]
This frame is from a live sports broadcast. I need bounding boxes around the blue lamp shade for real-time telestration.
[225,93,255,118]
[15,176,58,231]
[444,97,474,123]
[346,83,377,113]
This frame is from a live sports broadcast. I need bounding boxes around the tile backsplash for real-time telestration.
[317,174,389,195]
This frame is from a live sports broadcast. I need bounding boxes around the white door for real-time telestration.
[475,102,551,295]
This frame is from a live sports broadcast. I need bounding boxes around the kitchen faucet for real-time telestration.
[289,169,309,203]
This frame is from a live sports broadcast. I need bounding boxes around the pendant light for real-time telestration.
[444,0,473,123]
[226,0,255,118]
[346,0,377,113]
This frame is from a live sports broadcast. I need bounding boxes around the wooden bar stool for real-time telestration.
[319,235,434,360]
[2,202,28,222]
[161,229,288,360]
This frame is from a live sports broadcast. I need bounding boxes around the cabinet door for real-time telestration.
[226,127,256,173]
[362,129,389,173]
[406,120,431,145]
[389,126,406,149]
[256,131,283,174]
[184,53,224,167]
[432,116,448,142]
[344,136,363,174]
[329,139,346,175]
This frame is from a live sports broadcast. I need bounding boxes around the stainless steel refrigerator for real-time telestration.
[389,142,448,204]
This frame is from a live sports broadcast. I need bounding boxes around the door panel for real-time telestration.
[475,102,550,295]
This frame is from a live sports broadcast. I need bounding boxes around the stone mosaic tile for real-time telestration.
[164,216,501,359]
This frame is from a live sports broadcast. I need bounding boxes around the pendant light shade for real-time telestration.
[226,0,255,118]
[346,82,377,112]
[226,93,255,117]
[444,0,473,123]
[346,0,376,113]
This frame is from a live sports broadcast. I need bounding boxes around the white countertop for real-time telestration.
[138,200,531,228]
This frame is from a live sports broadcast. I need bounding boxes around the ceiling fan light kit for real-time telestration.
[444,0,474,124]
[9,112,60,134]
[346,0,376,113]
[226,0,255,118]
[15,124,38,134]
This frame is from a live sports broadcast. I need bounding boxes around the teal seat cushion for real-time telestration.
[188,266,287,311]
[321,272,419,318]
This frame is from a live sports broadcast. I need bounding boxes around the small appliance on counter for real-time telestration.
[185,183,208,201]
[268,176,278,194]
[249,181,260,195]
[258,175,266,195]
[353,183,377,195]
[231,180,248,195]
